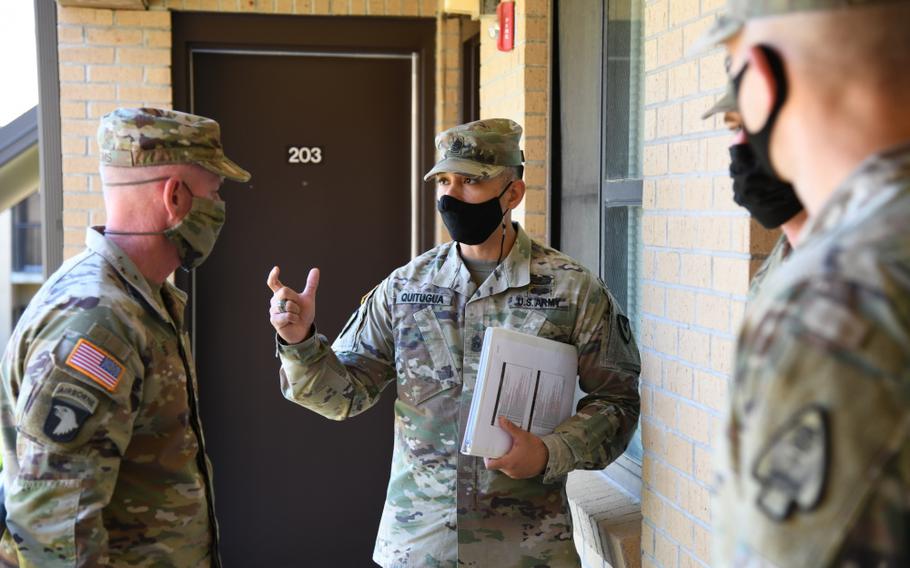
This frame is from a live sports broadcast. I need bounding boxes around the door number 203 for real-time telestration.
[287,146,323,164]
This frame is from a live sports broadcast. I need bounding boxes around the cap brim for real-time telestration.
[199,156,251,183]
[688,14,743,57]
[423,158,506,182]
[701,88,738,120]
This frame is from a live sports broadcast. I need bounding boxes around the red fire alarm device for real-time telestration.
[497,1,515,52]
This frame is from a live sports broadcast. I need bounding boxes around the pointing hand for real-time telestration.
[267,266,320,345]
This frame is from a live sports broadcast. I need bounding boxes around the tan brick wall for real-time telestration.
[57,5,173,255]
[56,0,455,259]
[479,0,549,243]
[638,1,776,566]
[433,14,468,244]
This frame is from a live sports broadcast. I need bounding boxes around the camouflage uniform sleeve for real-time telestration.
[721,274,910,567]
[539,280,642,483]
[4,312,143,567]
[827,442,910,566]
[277,279,396,420]
[747,234,792,303]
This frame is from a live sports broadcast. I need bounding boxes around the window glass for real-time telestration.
[602,0,644,464]
[13,191,42,274]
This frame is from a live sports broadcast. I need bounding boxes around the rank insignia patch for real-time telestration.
[65,338,125,392]
[752,405,829,522]
[43,383,99,443]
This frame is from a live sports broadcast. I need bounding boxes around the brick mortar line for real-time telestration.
[641,207,751,218]
[639,340,738,378]
[645,523,713,568]
[643,207,748,216]
[644,382,727,419]
[641,283,749,306]
[641,420,720,459]
[644,86,726,108]
[645,316,735,337]
[644,134,733,147]
[480,69,528,88]
[644,481,712,524]
[643,53,725,76]
[641,247,753,261]
[639,313,739,342]
[642,132,731,145]
[642,483,714,531]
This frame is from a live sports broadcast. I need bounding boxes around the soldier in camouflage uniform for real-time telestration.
[699,82,805,301]
[266,119,641,567]
[0,108,250,566]
[694,1,910,566]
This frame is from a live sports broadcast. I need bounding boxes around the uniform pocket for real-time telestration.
[6,476,81,567]
[505,310,570,343]
[398,307,458,406]
[518,310,547,336]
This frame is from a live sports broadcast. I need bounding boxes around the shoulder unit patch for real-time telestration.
[65,338,125,393]
[43,383,99,443]
[752,405,829,522]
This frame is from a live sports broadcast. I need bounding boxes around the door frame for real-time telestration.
[171,12,437,337]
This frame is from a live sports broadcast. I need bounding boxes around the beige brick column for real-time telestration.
[638,0,777,566]
[57,6,172,259]
[479,0,549,243]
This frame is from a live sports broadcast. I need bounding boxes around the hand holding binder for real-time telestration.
[483,415,550,479]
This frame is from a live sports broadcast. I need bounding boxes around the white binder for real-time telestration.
[461,327,578,459]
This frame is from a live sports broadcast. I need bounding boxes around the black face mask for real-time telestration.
[729,143,804,229]
[732,44,789,177]
[437,181,512,245]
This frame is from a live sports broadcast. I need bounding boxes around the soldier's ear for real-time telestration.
[739,45,779,134]
[161,177,191,223]
[506,179,526,209]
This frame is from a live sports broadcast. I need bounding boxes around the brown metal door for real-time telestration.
[174,14,435,567]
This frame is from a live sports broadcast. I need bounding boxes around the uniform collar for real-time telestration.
[800,141,910,243]
[86,227,186,325]
[431,222,532,297]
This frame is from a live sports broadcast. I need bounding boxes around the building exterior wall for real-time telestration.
[638,1,775,566]
[479,0,549,242]
[55,0,454,259]
[56,0,550,255]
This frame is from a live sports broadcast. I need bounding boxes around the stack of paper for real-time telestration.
[461,327,578,459]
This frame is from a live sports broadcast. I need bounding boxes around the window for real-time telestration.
[555,0,645,482]
[602,0,644,464]
[12,191,42,274]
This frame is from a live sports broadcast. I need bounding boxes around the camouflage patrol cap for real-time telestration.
[690,0,905,54]
[424,118,525,182]
[97,108,251,182]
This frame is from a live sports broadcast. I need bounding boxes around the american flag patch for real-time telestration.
[65,338,124,392]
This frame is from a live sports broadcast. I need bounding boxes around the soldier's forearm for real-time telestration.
[278,334,391,420]
[6,479,109,567]
[545,387,640,476]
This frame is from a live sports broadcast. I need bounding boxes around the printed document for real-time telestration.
[461,327,578,458]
